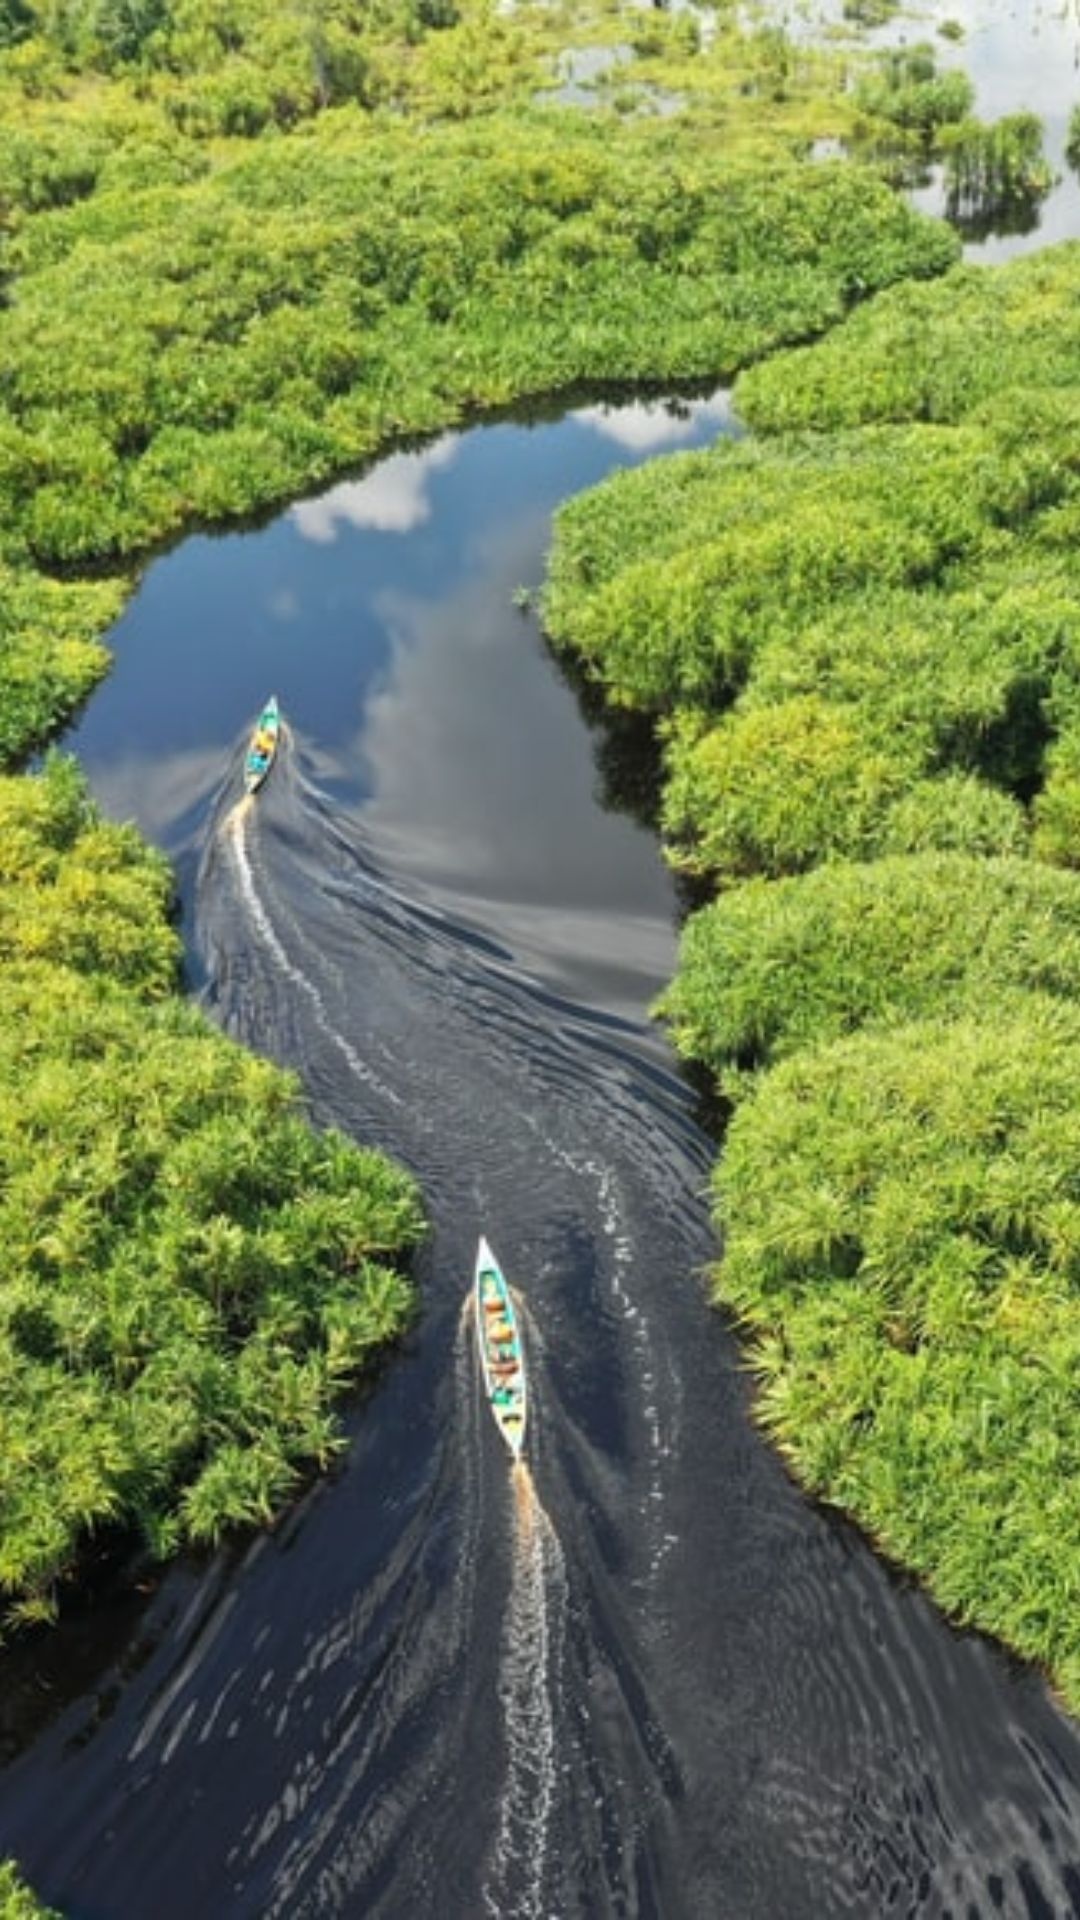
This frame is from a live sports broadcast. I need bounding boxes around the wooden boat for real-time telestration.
[244,695,281,794]
[474,1236,527,1458]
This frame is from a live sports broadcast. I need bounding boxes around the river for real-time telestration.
[3,17,1080,1910]
[0,384,1075,1917]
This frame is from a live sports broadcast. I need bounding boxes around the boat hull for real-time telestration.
[244,696,281,793]
[474,1237,527,1457]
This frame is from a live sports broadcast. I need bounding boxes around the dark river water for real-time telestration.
[7,16,1080,1900]
[2,383,1080,1919]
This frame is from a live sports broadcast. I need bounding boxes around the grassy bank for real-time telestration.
[0,0,968,1625]
[0,0,1056,1730]
[0,1,1044,1907]
[545,242,1080,1710]
[0,754,423,1624]
[0,1864,56,1920]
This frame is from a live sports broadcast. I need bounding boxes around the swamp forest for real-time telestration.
[0,0,1080,1913]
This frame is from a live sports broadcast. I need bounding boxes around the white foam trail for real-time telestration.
[226,805,401,1108]
[528,1123,674,1579]
[483,1469,567,1920]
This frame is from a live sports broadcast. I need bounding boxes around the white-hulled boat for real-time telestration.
[474,1236,527,1458]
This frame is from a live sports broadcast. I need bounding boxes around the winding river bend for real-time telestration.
[0,389,1079,1917]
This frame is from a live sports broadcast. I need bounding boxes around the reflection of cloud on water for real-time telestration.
[350,557,677,1014]
[86,745,229,847]
[291,438,459,542]
[266,586,300,622]
[574,390,735,452]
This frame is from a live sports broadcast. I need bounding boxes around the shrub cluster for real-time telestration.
[0,760,423,1626]
[0,1863,56,1920]
[545,241,1080,1707]
[717,1003,1080,1708]
[0,0,966,1662]
[0,752,178,988]
[548,265,1080,883]
[734,244,1080,432]
[657,853,1080,1077]
[0,0,1047,1732]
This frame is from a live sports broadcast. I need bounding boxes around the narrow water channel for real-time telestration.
[1,390,1079,1918]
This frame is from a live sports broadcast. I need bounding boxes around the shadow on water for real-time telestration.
[1,386,1080,1916]
[544,634,670,836]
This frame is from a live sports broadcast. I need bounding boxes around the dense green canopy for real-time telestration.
[0,960,421,1598]
[546,236,1080,1708]
[659,852,1080,1077]
[0,759,423,1624]
[0,0,965,766]
[717,1005,1080,1706]
[735,243,1080,433]
[0,1863,57,1920]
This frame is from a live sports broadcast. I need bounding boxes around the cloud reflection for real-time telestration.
[574,391,735,451]
[351,553,678,1018]
[291,438,459,542]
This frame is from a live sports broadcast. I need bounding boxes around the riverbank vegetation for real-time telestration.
[0,15,968,765]
[0,755,423,1625]
[0,0,1060,1695]
[0,0,973,1629]
[545,241,1080,1709]
[0,1863,56,1919]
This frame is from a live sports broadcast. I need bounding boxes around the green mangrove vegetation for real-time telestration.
[0,1863,57,1920]
[0,0,1066,1894]
[0,3,971,770]
[545,241,1080,1708]
[718,1000,1080,1707]
[657,854,1080,1081]
[851,42,973,143]
[939,110,1051,228]
[0,0,1068,1745]
[0,755,423,1626]
[843,0,898,28]
[0,0,984,1638]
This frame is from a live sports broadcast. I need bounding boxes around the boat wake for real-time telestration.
[482,1463,567,1920]
[208,789,401,1112]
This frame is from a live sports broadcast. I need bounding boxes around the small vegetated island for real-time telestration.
[0,0,1070,1893]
